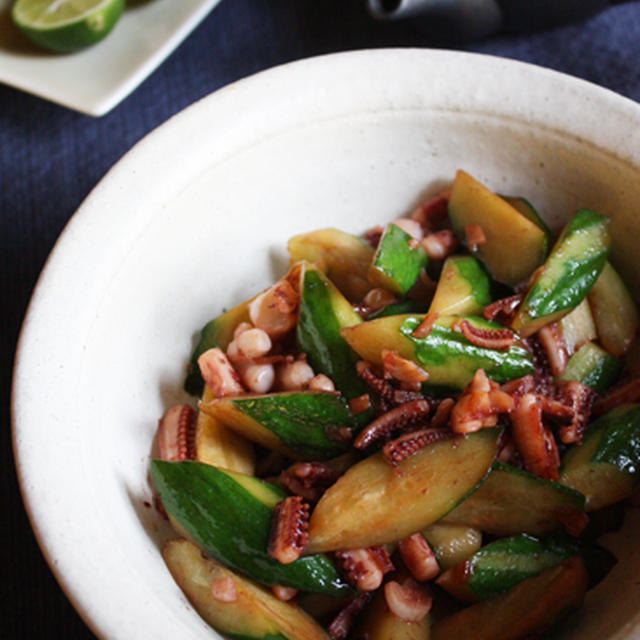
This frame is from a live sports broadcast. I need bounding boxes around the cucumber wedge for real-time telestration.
[200,391,356,460]
[588,261,639,356]
[288,228,375,301]
[185,300,250,396]
[428,255,492,317]
[448,170,548,287]
[151,461,353,596]
[341,314,534,390]
[422,523,482,571]
[195,386,255,474]
[560,404,640,510]
[558,298,597,356]
[436,534,615,602]
[163,540,329,640]
[368,223,428,296]
[444,462,586,537]
[502,196,552,238]
[558,341,622,393]
[306,428,500,553]
[431,557,588,640]
[368,299,428,320]
[296,265,370,404]
[512,209,610,337]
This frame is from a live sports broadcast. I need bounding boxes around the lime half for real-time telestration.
[12,0,125,53]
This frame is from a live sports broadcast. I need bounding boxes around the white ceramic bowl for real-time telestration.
[13,49,640,640]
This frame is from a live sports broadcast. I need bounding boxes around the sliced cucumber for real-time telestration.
[341,314,534,390]
[296,265,370,405]
[200,391,355,460]
[428,255,492,317]
[368,299,428,320]
[287,227,374,301]
[444,462,586,537]
[306,428,500,553]
[368,223,428,296]
[396,316,534,388]
[447,170,548,287]
[431,557,588,640]
[558,298,597,356]
[195,385,255,474]
[560,404,640,510]
[512,209,610,337]
[588,261,639,356]
[558,341,622,393]
[501,195,552,238]
[422,522,482,571]
[163,540,329,640]
[436,534,614,602]
[184,300,250,396]
[150,460,353,596]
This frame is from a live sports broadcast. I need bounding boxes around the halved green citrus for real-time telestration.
[12,0,125,53]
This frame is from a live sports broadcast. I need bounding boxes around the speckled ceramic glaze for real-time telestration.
[12,50,640,639]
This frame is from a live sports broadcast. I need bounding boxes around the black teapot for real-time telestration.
[368,0,631,40]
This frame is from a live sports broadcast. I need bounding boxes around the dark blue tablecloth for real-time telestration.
[3,1,640,637]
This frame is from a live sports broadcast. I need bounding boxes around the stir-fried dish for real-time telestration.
[150,169,640,640]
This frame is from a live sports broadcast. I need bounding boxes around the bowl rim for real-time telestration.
[12,47,640,640]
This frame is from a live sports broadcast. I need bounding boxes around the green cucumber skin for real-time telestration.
[503,196,552,236]
[150,461,353,597]
[559,342,622,393]
[588,404,640,474]
[523,209,610,320]
[297,269,370,404]
[454,256,492,307]
[445,461,586,537]
[560,406,640,510]
[368,300,427,320]
[502,196,551,259]
[401,316,535,387]
[464,534,614,600]
[184,303,250,396]
[430,256,492,317]
[372,224,427,295]
[231,393,355,460]
[468,535,570,601]
[490,462,586,508]
[185,318,221,396]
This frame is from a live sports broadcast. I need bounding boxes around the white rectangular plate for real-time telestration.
[0,0,222,116]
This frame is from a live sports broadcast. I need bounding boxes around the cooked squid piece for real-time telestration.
[356,585,431,640]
